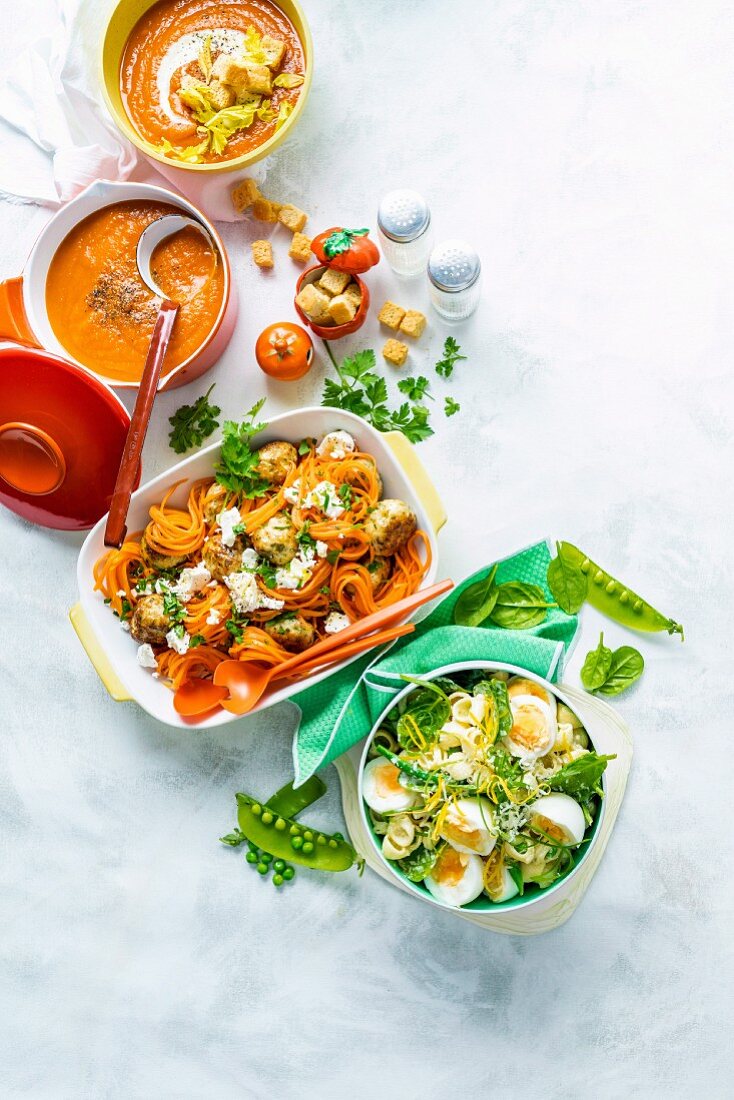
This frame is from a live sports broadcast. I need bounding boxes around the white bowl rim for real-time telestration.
[357,659,607,915]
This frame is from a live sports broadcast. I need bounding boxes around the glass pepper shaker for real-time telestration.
[427,239,482,321]
[377,190,433,277]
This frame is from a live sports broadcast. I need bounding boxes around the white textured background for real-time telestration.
[1,1,732,1096]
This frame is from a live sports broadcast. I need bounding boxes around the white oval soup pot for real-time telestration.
[358,661,607,915]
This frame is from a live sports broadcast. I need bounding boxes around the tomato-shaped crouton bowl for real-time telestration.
[293,227,379,340]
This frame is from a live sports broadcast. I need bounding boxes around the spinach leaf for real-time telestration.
[549,752,616,800]
[597,646,644,695]
[453,564,499,627]
[547,540,588,614]
[580,632,613,691]
[472,679,513,737]
[397,845,442,883]
[489,581,555,630]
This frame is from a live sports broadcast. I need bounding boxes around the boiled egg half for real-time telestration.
[424,847,484,907]
[362,756,422,815]
[505,677,557,760]
[528,792,586,845]
[438,797,497,856]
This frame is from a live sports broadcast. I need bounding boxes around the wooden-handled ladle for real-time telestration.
[104,215,216,548]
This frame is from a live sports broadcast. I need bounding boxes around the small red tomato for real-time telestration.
[255,323,314,381]
[311,227,380,275]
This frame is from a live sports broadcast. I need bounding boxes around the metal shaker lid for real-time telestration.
[428,239,481,292]
[377,190,431,243]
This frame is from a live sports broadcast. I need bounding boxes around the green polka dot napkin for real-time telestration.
[291,540,579,786]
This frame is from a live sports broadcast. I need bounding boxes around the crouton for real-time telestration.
[318,268,350,297]
[344,281,362,307]
[231,178,261,213]
[288,231,313,264]
[180,73,236,112]
[252,197,282,223]
[399,309,427,339]
[328,294,357,326]
[296,283,333,325]
[251,240,274,269]
[262,35,287,70]
[278,203,308,233]
[211,54,273,98]
[378,301,406,330]
[382,339,409,367]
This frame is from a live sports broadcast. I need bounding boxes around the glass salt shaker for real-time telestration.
[377,190,433,277]
[427,239,482,321]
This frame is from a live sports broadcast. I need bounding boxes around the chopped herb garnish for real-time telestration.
[189,634,206,648]
[444,396,461,417]
[338,483,353,509]
[168,384,221,454]
[435,336,467,379]
[326,550,340,565]
[397,375,431,402]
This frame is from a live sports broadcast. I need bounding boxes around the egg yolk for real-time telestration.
[532,813,570,844]
[510,704,550,751]
[433,846,468,886]
[508,680,550,703]
[443,818,483,851]
[375,762,405,798]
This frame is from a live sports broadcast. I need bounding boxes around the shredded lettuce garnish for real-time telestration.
[273,72,304,88]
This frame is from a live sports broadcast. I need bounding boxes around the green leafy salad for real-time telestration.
[362,669,614,908]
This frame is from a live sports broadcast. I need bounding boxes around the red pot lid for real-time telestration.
[0,346,138,531]
[310,227,380,275]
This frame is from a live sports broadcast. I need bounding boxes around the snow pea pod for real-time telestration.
[266,775,326,819]
[236,793,359,872]
[558,542,684,639]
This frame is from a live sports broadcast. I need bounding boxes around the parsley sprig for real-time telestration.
[321,346,433,444]
[397,376,432,402]
[215,399,271,497]
[444,396,461,417]
[168,384,221,454]
[435,336,467,379]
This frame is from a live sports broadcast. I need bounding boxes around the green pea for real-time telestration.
[247,841,259,854]
[328,838,338,849]
[302,841,314,854]
[251,803,262,816]
[291,836,303,850]
[593,570,604,584]
[316,835,327,846]
[273,874,284,886]
[605,580,616,594]
[261,811,274,825]
[283,867,295,880]
[256,863,268,875]
[275,818,286,831]
[619,590,629,604]
[303,830,313,841]
[289,824,300,836]
[246,852,258,864]
[261,851,273,863]
[273,859,286,872]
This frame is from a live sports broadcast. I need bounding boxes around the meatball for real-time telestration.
[364,499,417,557]
[255,441,298,486]
[202,532,245,581]
[202,483,229,525]
[367,556,392,593]
[140,532,188,572]
[264,613,315,653]
[130,594,170,645]
[250,512,298,566]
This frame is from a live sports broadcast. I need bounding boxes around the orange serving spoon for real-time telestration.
[211,578,453,716]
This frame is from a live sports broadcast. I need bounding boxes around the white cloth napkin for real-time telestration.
[0,0,263,220]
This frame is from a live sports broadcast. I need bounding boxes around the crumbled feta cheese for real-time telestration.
[315,540,328,558]
[154,578,172,595]
[206,608,221,626]
[316,430,356,460]
[303,480,344,518]
[172,563,212,603]
[136,643,158,669]
[116,588,126,598]
[166,629,190,655]
[225,572,284,614]
[217,506,242,548]
[275,548,316,590]
[241,547,259,571]
[324,611,351,634]
[120,621,131,632]
[283,479,301,505]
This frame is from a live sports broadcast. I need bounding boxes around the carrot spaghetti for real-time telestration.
[93,428,431,696]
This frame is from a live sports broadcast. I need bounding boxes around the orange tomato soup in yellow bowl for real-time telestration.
[45,200,225,385]
[103,0,311,170]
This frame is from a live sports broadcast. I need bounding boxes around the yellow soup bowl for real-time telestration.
[100,0,313,173]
